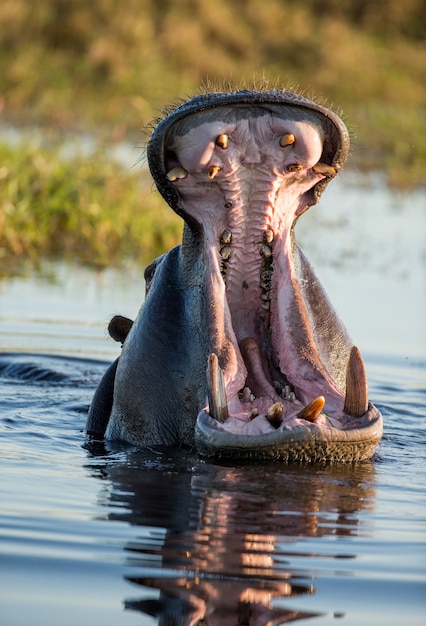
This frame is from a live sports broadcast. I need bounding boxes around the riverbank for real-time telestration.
[0,136,181,277]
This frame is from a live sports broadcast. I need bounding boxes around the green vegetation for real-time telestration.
[0,141,182,276]
[0,0,424,273]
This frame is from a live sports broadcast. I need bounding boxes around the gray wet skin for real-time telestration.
[87,90,383,461]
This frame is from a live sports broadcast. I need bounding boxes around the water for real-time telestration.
[0,173,425,625]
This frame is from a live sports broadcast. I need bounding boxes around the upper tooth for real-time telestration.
[208,165,221,180]
[216,134,228,149]
[286,163,303,172]
[279,133,295,147]
[220,229,232,244]
[219,245,232,260]
[260,243,272,258]
[166,166,188,181]
[263,229,274,243]
[312,162,336,176]
[344,346,368,417]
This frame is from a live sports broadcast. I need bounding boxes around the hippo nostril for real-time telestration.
[286,163,303,173]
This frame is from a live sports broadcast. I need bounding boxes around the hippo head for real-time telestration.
[87,88,383,462]
[141,88,382,462]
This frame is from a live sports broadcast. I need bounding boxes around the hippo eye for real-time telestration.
[279,133,295,147]
[216,134,228,149]
[286,163,303,173]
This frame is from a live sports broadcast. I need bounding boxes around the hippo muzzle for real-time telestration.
[87,89,383,462]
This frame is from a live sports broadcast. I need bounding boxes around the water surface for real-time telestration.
[0,173,425,625]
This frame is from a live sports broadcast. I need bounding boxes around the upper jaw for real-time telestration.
[147,89,350,219]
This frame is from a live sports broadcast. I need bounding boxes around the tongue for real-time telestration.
[238,337,277,401]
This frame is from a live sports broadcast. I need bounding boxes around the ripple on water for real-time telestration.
[0,350,425,625]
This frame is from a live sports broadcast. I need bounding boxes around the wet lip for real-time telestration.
[195,405,384,462]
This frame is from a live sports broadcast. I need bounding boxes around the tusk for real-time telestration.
[208,165,221,180]
[297,396,325,422]
[279,133,295,147]
[166,166,188,181]
[344,346,369,417]
[312,162,336,176]
[216,134,228,149]
[207,353,229,422]
[266,402,284,428]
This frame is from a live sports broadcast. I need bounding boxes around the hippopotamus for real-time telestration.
[86,88,383,462]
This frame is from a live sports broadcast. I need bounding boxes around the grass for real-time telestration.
[0,0,424,273]
[0,140,182,277]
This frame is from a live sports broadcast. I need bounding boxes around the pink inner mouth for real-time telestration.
[164,105,370,436]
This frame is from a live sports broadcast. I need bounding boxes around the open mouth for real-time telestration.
[148,91,383,460]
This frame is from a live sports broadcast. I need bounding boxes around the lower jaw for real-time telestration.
[200,342,383,462]
[195,405,383,462]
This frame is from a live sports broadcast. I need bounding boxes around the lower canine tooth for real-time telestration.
[297,396,325,422]
[344,346,368,417]
[207,353,228,422]
[266,402,284,428]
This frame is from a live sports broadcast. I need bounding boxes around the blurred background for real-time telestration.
[0,0,424,358]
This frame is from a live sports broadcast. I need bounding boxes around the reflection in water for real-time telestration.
[86,447,376,625]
